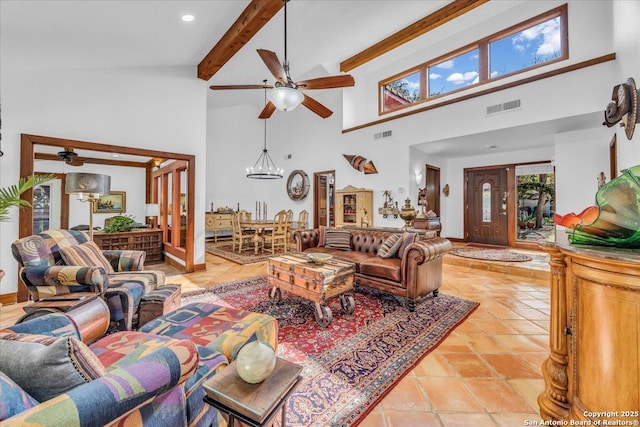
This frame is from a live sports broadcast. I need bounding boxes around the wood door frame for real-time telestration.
[19,134,196,301]
[463,164,516,246]
[424,164,440,216]
[313,170,335,228]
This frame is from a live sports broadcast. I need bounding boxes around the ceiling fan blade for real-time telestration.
[257,49,287,83]
[258,101,277,119]
[296,75,355,90]
[67,159,85,167]
[302,94,333,118]
[209,84,273,90]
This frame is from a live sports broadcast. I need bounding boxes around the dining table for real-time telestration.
[240,219,292,255]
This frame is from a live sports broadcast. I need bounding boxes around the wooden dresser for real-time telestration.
[93,229,164,264]
[205,212,233,242]
[538,238,640,422]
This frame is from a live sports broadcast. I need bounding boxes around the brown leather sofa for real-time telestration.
[294,227,452,310]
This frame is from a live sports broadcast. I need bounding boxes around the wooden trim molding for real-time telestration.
[197,0,283,81]
[340,0,488,72]
[343,53,616,134]
[0,292,17,306]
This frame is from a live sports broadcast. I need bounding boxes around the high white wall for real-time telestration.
[0,65,208,296]
[207,0,640,241]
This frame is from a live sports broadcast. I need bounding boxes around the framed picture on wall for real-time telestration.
[94,191,126,213]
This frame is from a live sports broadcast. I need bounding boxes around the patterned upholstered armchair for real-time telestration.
[0,312,204,426]
[11,229,166,330]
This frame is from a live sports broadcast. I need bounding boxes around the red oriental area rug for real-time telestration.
[182,276,478,426]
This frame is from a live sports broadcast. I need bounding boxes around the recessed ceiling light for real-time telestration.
[111,153,121,158]
[485,145,497,149]
[182,14,194,22]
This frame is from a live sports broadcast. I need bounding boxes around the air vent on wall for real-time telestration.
[486,99,521,115]
[374,130,393,140]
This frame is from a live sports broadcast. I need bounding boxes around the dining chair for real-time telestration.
[262,210,288,254]
[231,212,253,253]
[297,210,309,230]
[238,210,254,233]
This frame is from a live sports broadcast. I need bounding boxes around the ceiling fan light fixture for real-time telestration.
[267,86,304,112]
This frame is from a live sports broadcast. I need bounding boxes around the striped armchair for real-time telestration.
[12,229,166,330]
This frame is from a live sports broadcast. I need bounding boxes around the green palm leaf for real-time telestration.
[0,174,55,222]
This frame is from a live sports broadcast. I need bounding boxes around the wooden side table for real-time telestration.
[203,357,302,427]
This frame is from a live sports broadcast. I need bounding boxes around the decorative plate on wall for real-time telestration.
[286,170,310,201]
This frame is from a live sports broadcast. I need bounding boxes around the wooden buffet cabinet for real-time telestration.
[93,229,164,264]
[205,212,233,242]
[335,186,373,228]
[538,239,640,422]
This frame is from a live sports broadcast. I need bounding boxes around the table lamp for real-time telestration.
[145,203,160,227]
[65,173,111,240]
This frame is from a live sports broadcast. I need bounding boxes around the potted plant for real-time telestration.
[102,215,136,233]
[0,174,55,283]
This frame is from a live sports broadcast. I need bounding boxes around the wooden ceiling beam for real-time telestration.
[340,0,489,73]
[197,0,284,81]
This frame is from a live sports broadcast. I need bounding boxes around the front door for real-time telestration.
[466,167,509,246]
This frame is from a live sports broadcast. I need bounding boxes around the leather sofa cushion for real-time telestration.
[359,257,402,282]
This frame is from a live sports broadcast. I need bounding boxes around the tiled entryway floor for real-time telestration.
[0,252,550,426]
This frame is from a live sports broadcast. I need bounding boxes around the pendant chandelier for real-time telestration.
[246,83,284,179]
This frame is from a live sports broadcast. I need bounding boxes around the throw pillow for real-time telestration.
[0,333,106,402]
[377,234,403,258]
[397,232,418,258]
[59,241,115,274]
[0,371,39,420]
[325,229,351,250]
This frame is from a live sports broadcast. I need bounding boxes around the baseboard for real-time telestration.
[194,262,206,272]
[0,292,18,306]
[165,256,184,271]
[446,237,465,243]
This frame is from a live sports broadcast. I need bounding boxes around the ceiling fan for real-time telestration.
[209,0,355,119]
[57,147,85,166]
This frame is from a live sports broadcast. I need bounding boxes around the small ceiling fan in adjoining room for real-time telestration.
[209,0,355,119]
[56,147,85,167]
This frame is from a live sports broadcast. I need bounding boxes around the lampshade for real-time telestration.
[145,203,160,217]
[65,173,111,195]
[267,86,304,112]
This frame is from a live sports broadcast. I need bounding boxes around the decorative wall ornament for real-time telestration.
[603,77,638,140]
[378,190,399,218]
[442,184,450,197]
[286,169,310,201]
[342,154,378,174]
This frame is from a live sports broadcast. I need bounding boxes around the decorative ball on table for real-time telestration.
[235,340,277,384]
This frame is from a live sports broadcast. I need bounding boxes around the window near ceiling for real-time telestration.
[379,4,567,114]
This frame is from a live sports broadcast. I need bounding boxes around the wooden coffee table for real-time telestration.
[267,253,356,327]
[203,357,302,427]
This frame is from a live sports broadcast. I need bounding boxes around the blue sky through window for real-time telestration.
[381,12,562,112]
[490,17,561,78]
[429,49,479,96]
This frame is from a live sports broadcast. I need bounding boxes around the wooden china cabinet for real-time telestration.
[335,186,373,228]
[538,237,640,422]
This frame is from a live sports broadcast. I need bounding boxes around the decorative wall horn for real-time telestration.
[342,154,378,174]
[603,77,638,140]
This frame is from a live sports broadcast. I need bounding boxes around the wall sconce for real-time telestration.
[65,172,111,240]
[414,171,423,187]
